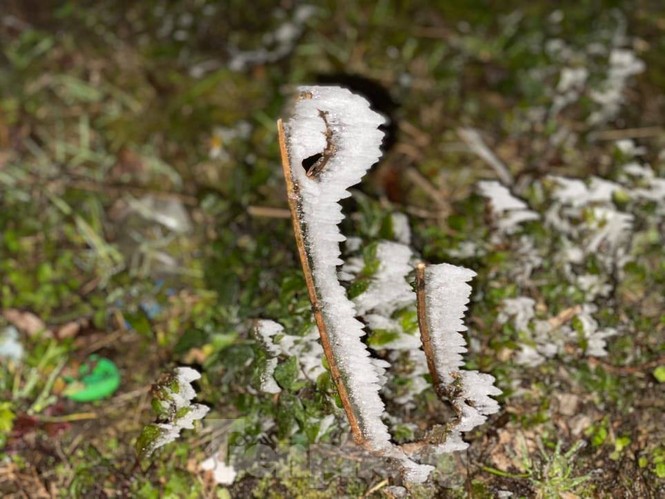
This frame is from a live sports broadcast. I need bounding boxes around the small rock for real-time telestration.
[3,309,47,336]
[556,393,580,416]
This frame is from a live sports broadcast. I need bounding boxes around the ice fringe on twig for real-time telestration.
[280,86,393,449]
[417,264,502,451]
[278,86,500,483]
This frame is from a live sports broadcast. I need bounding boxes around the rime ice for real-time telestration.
[423,264,501,447]
[283,86,391,449]
[281,86,502,483]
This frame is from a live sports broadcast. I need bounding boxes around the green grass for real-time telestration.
[1,1,665,497]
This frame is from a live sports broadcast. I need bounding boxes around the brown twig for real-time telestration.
[547,305,582,330]
[590,127,663,141]
[403,167,449,214]
[588,355,665,375]
[277,118,364,445]
[415,263,442,396]
[246,205,291,218]
[37,412,98,423]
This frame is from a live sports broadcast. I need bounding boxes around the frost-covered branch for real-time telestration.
[278,86,395,451]
[416,263,501,451]
[278,86,501,483]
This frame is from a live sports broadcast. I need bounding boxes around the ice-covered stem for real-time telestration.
[415,262,444,397]
[416,263,476,391]
[277,86,390,449]
[416,263,501,447]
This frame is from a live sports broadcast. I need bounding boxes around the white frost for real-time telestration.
[354,242,414,316]
[575,305,617,357]
[423,263,501,441]
[424,264,476,385]
[201,454,237,485]
[0,326,24,361]
[391,212,412,245]
[228,5,316,72]
[283,86,392,449]
[478,180,539,234]
[498,297,536,333]
[142,367,209,457]
[589,48,645,125]
[255,320,325,393]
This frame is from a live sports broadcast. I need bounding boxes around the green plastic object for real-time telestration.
[64,355,121,402]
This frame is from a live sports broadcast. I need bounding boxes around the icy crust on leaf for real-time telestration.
[283,86,391,449]
[354,242,414,316]
[346,239,430,403]
[424,264,501,448]
[255,319,325,394]
[477,180,539,235]
[255,319,285,394]
[137,367,209,460]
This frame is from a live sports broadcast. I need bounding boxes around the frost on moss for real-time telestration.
[481,138,664,367]
[136,367,209,461]
[254,319,325,394]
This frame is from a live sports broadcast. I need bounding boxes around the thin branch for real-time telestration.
[277,119,364,445]
[590,126,663,141]
[415,262,443,396]
[458,127,513,186]
[403,167,450,214]
[246,205,291,218]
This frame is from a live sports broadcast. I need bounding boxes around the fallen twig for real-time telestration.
[458,127,513,186]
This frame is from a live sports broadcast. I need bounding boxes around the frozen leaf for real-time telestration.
[477,181,538,234]
[254,320,325,393]
[354,242,414,316]
[136,366,209,461]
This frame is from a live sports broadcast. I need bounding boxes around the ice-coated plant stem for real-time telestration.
[276,86,500,483]
[277,93,373,447]
[416,262,501,451]
[277,87,436,483]
[415,262,443,396]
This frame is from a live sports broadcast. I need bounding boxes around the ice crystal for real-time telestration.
[283,86,392,449]
[136,367,209,460]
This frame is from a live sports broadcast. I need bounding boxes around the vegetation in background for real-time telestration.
[1,1,664,496]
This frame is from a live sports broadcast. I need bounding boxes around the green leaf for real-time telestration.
[361,242,380,277]
[347,278,370,299]
[273,356,299,391]
[0,402,16,434]
[396,308,419,335]
[656,462,665,479]
[652,366,665,383]
[367,329,400,347]
[135,423,170,461]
